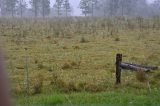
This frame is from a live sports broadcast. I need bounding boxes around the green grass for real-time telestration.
[17,88,160,105]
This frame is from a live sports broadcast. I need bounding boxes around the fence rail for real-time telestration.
[115,54,159,84]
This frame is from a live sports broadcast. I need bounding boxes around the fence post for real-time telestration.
[116,54,122,84]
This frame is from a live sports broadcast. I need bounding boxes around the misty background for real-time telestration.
[27,0,154,16]
[0,0,159,17]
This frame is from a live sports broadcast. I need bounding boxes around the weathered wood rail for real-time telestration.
[115,54,158,84]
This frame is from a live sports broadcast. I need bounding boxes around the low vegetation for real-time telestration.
[0,17,160,105]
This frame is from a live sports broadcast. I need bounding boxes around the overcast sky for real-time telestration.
[27,0,154,16]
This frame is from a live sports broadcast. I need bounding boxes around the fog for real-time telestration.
[26,0,155,16]
[0,0,159,17]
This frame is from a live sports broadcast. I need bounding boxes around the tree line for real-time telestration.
[0,0,72,17]
[0,0,160,17]
[80,0,160,17]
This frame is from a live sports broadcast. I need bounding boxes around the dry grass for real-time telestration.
[136,71,148,83]
[0,17,160,95]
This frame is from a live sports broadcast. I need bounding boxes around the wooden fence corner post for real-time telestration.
[116,54,122,84]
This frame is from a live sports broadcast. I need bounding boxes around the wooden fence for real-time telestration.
[115,54,158,84]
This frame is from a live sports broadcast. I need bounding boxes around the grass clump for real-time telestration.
[61,60,80,70]
[62,46,68,49]
[37,63,44,69]
[73,45,80,49]
[80,36,88,43]
[115,37,120,41]
[31,73,44,95]
[154,72,160,79]
[61,62,72,70]
[136,71,148,83]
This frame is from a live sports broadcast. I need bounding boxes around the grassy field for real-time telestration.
[0,17,160,105]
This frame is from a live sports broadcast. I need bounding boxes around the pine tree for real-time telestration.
[17,0,27,17]
[5,0,18,17]
[40,0,50,18]
[62,0,72,16]
[53,0,64,16]
[30,0,41,17]
[79,0,91,16]
[90,0,98,16]
[108,0,119,16]
[119,0,133,16]
[0,0,6,16]
[99,0,108,16]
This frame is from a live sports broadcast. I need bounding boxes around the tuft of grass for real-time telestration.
[154,72,160,79]
[37,63,44,69]
[73,45,80,49]
[61,62,72,70]
[34,59,38,64]
[115,37,120,41]
[80,36,88,43]
[62,46,68,49]
[46,36,51,39]
[31,73,44,95]
[136,71,148,83]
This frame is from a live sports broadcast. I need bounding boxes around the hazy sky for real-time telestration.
[69,0,155,16]
[27,0,154,16]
